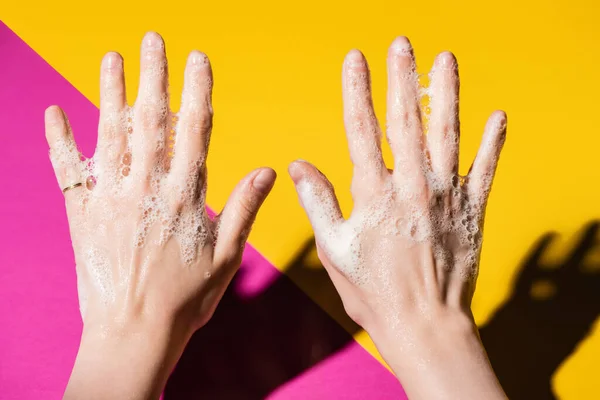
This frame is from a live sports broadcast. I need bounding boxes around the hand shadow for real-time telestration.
[480,221,600,400]
[164,238,360,399]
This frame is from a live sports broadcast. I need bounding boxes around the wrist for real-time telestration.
[368,307,506,400]
[370,305,477,363]
[64,316,190,400]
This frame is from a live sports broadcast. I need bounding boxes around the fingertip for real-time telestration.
[101,52,123,71]
[344,49,367,69]
[142,31,165,50]
[289,161,343,231]
[389,36,412,56]
[251,167,277,194]
[467,110,508,196]
[44,106,67,145]
[486,110,508,140]
[187,50,210,69]
[45,105,63,126]
[492,110,508,126]
[288,159,312,184]
[182,51,212,104]
[434,51,457,69]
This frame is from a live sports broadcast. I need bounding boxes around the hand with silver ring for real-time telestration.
[45,32,276,400]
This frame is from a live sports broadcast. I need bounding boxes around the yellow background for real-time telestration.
[3,1,600,397]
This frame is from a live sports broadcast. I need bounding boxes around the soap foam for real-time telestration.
[298,55,500,290]
[50,99,214,319]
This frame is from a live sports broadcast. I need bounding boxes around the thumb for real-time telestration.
[213,168,276,267]
[288,160,344,241]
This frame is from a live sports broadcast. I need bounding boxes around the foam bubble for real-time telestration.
[51,93,217,319]
[299,156,489,289]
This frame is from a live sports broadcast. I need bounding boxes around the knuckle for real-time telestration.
[238,195,258,220]
[99,119,120,141]
[198,110,213,134]
[170,195,186,214]
[187,107,213,136]
[139,101,167,131]
[401,109,411,123]
[141,111,162,131]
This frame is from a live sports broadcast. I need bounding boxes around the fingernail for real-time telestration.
[495,110,508,131]
[252,169,275,192]
[45,106,62,124]
[495,110,508,125]
[344,49,365,68]
[188,50,209,67]
[288,160,312,185]
[435,51,456,69]
[389,36,412,55]
[102,52,122,70]
[143,32,164,50]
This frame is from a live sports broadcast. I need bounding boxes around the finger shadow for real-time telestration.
[480,221,600,399]
[164,237,360,399]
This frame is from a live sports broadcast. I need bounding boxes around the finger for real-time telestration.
[564,222,600,268]
[524,233,555,267]
[132,31,169,178]
[515,232,556,294]
[386,36,425,181]
[96,52,127,179]
[45,106,84,204]
[427,51,460,180]
[467,110,507,204]
[213,168,276,267]
[170,51,213,194]
[288,160,344,244]
[342,49,385,179]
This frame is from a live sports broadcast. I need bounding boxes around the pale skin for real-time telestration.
[289,37,508,399]
[46,33,506,399]
[46,32,276,400]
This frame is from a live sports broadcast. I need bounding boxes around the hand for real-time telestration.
[289,36,507,399]
[46,32,276,400]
